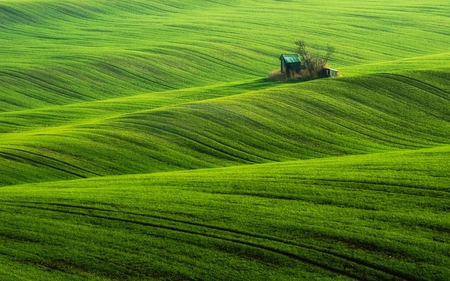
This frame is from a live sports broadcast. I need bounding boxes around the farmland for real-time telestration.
[1,0,450,280]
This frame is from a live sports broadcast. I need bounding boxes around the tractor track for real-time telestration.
[125,121,265,164]
[384,73,450,100]
[1,200,417,281]
[0,151,87,179]
[0,147,101,179]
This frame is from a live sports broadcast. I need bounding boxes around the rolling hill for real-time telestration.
[1,71,450,187]
[0,0,449,280]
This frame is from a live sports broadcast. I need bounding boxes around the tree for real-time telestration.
[295,41,335,78]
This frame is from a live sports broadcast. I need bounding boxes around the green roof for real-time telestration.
[280,54,301,63]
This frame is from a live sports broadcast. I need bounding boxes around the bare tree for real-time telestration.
[295,41,335,77]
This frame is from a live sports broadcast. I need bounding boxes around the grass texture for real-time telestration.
[1,71,450,187]
[1,0,450,111]
[1,146,449,280]
[1,0,450,280]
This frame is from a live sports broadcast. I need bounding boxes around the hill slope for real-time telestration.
[0,146,449,280]
[1,0,450,111]
[1,70,450,186]
[1,0,450,280]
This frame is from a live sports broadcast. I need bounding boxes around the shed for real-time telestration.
[279,54,302,77]
[321,67,338,77]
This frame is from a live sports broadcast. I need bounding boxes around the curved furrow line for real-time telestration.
[85,57,174,91]
[263,96,393,149]
[267,91,426,149]
[2,201,414,281]
[114,113,284,162]
[377,73,450,103]
[0,151,86,179]
[208,106,337,158]
[270,85,447,147]
[3,147,101,177]
[387,73,450,99]
[331,76,450,141]
[379,74,450,122]
[1,71,449,186]
[314,178,450,195]
[0,4,39,25]
[5,69,91,102]
[77,128,209,171]
[158,44,261,77]
[120,120,266,164]
[81,206,437,281]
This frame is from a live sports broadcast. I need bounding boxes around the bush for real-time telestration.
[268,69,309,82]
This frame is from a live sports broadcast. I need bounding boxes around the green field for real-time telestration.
[1,0,450,280]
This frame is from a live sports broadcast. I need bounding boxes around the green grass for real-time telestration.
[1,0,450,280]
[1,0,450,111]
[1,146,449,280]
[1,70,450,187]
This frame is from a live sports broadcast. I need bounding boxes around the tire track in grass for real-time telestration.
[386,73,450,100]
[263,89,435,149]
[0,148,99,179]
[4,70,91,102]
[112,116,278,165]
[377,74,450,113]
[0,152,85,179]
[378,74,450,135]
[3,201,416,281]
[87,57,172,91]
[330,77,450,145]
[285,94,421,149]
[153,118,276,163]
[123,121,268,164]
[4,147,101,177]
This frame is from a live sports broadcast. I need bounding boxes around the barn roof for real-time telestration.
[280,54,301,63]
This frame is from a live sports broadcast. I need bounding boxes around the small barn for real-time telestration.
[321,67,338,77]
[279,54,302,77]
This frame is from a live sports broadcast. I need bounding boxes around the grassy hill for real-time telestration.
[1,146,449,280]
[1,0,450,111]
[1,0,450,280]
[1,71,450,187]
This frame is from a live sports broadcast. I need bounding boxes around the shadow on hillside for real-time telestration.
[266,69,340,84]
[266,69,314,84]
[232,78,277,91]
